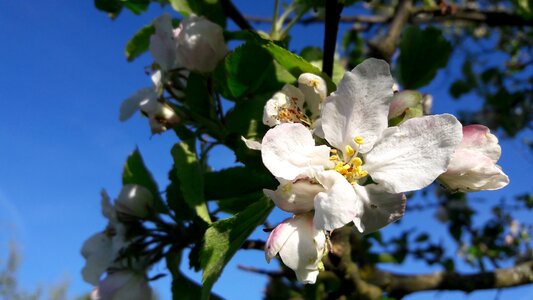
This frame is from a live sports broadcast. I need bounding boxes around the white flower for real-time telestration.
[438,124,509,192]
[261,58,462,233]
[262,73,327,128]
[81,191,127,285]
[119,85,179,134]
[265,213,326,284]
[92,270,152,300]
[175,16,227,73]
[115,184,154,219]
[149,14,180,72]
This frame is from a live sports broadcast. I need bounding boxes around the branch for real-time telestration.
[369,0,413,62]
[322,0,344,77]
[221,0,253,30]
[369,260,533,298]
[241,239,265,250]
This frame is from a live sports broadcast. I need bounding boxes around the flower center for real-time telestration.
[277,97,311,125]
[329,136,368,185]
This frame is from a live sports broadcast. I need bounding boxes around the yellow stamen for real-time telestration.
[330,149,337,154]
[329,155,338,161]
[352,157,363,167]
[351,181,358,185]
[354,136,365,145]
[345,145,355,157]
[358,170,369,177]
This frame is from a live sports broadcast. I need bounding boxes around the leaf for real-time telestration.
[258,40,336,92]
[200,197,274,299]
[94,0,122,18]
[121,0,150,15]
[214,42,277,100]
[166,250,223,300]
[397,26,452,89]
[204,166,276,199]
[216,192,264,214]
[125,23,155,62]
[166,165,195,221]
[171,141,211,223]
[122,148,167,213]
[169,0,226,27]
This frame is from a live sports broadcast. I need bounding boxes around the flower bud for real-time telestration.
[175,16,227,73]
[388,90,424,126]
[265,213,326,284]
[139,98,180,134]
[298,73,327,119]
[92,271,152,300]
[439,125,509,192]
[115,184,154,219]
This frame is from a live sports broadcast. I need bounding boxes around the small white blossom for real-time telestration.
[438,124,509,192]
[265,213,326,284]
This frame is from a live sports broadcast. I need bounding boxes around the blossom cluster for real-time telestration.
[257,58,509,283]
[81,185,154,299]
[120,14,227,134]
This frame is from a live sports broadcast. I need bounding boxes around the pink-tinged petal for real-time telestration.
[321,58,394,155]
[438,149,509,192]
[364,114,463,193]
[265,217,298,262]
[459,125,501,162]
[94,271,152,300]
[264,178,324,214]
[353,184,406,234]
[313,171,362,231]
[271,214,326,284]
[261,123,332,180]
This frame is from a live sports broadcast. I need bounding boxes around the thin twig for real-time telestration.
[322,0,344,77]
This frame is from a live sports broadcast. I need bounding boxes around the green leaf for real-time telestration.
[121,0,150,14]
[166,250,223,300]
[204,166,276,200]
[258,40,336,92]
[169,0,226,27]
[449,80,472,98]
[94,0,123,17]
[125,23,155,62]
[122,148,167,213]
[200,197,274,299]
[214,42,277,100]
[166,165,195,221]
[397,26,452,89]
[216,192,264,214]
[184,73,213,118]
[171,141,211,223]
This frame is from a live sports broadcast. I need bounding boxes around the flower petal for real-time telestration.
[275,214,326,284]
[438,149,509,192]
[261,123,332,180]
[364,114,462,193]
[149,14,178,71]
[354,184,406,234]
[298,73,327,119]
[321,58,394,155]
[459,125,501,162]
[265,217,298,262]
[313,170,363,231]
[119,88,157,122]
[81,232,113,285]
[264,178,324,214]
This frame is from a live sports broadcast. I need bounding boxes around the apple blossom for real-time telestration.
[92,270,152,300]
[119,85,180,134]
[149,14,180,72]
[261,58,462,233]
[175,16,227,73]
[115,184,154,219]
[263,73,327,127]
[438,124,509,192]
[265,213,326,284]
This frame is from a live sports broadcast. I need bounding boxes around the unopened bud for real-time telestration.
[115,184,153,219]
[388,90,424,126]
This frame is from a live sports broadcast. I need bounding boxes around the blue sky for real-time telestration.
[0,1,531,299]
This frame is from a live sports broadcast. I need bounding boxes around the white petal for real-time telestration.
[264,178,324,214]
[298,73,327,119]
[241,136,262,150]
[261,123,332,180]
[100,189,115,221]
[321,58,394,155]
[81,233,113,285]
[149,14,178,71]
[353,184,406,234]
[438,149,509,192]
[459,125,501,162]
[262,92,286,127]
[276,214,326,284]
[119,88,157,121]
[265,217,298,262]
[364,114,463,193]
[313,171,363,231]
[96,271,152,300]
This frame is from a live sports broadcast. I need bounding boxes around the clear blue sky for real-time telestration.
[0,1,531,299]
